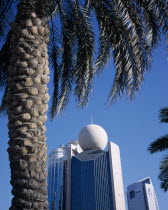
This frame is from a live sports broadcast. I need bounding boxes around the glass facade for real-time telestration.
[48,142,82,210]
[130,191,135,199]
[48,141,126,210]
[71,150,114,210]
[48,148,67,210]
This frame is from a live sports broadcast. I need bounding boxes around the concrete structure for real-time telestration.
[108,142,126,210]
[48,124,126,210]
[65,141,82,210]
[127,177,159,210]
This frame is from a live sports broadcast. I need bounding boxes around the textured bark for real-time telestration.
[7,11,50,209]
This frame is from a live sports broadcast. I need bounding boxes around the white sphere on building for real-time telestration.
[78,124,108,151]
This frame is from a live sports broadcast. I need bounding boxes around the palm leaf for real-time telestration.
[41,0,59,17]
[159,107,168,123]
[72,0,94,107]
[134,0,161,48]
[0,0,18,44]
[0,31,13,87]
[92,0,152,102]
[154,0,168,52]
[56,0,76,114]
[148,135,168,154]
[159,155,168,192]
[49,18,61,118]
[0,85,8,116]
[0,0,167,114]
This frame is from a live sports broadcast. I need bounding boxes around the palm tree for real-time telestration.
[0,0,167,209]
[148,107,168,192]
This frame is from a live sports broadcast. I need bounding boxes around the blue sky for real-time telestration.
[0,42,168,209]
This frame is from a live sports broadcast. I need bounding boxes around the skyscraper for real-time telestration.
[127,177,159,210]
[48,146,66,210]
[47,141,82,210]
[48,124,126,210]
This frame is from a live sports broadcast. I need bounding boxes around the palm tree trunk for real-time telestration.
[7,3,50,209]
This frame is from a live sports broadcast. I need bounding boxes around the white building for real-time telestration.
[48,124,126,210]
[127,177,159,210]
[108,142,126,210]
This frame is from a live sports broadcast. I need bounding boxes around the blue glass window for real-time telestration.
[71,151,114,210]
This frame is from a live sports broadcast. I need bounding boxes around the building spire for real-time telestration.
[91,115,93,124]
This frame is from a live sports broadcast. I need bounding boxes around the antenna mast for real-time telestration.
[91,116,93,124]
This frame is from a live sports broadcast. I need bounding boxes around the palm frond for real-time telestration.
[159,155,168,192]
[41,0,59,17]
[94,15,111,75]
[0,85,8,116]
[56,0,77,114]
[93,0,127,101]
[0,31,13,88]
[0,0,18,44]
[111,0,152,100]
[134,0,161,48]
[153,0,168,35]
[48,18,61,118]
[159,107,168,123]
[17,0,40,16]
[92,0,152,102]
[84,0,92,11]
[0,0,167,115]
[148,135,168,154]
[72,0,94,107]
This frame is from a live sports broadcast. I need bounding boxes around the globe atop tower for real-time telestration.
[78,124,108,151]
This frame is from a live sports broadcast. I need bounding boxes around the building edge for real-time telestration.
[108,141,126,210]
